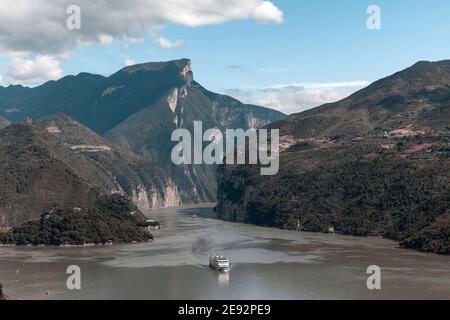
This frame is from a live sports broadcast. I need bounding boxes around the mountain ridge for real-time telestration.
[0,114,183,229]
[268,59,450,139]
[217,59,450,255]
[0,59,285,207]
[0,120,115,228]
[35,113,182,210]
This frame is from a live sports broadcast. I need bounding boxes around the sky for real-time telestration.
[1,0,450,114]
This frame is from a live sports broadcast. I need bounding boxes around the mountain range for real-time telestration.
[217,60,450,255]
[2,57,449,254]
[0,59,285,204]
[268,60,450,138]
[0,59,284,230]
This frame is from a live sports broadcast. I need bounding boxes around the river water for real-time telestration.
[0,205,449,300]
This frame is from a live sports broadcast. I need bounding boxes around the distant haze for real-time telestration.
[223,81,370,114]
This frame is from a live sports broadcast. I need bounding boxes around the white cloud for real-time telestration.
[7,55,64,85]
[98,34,114,45]
[0,74,4,86]
[58,51,74,60]
[123,58,136,67]
[227,64,248,72]
[251,1,284,24]
[153,37,185,49]
[0,0,283,55]
[223,81,370,114]
[268,81,370,90]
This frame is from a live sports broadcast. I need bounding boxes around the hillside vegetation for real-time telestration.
[217,60,450,255]
[0,194,152,246]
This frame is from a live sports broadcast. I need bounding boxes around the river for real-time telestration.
[0,205,449,300]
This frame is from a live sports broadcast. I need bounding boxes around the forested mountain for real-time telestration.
[0,59,285,204]
[217,60,450,255]
[0,116,181,229]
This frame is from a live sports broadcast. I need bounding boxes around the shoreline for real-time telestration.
[0,239,153,248]
[1,202,446,257]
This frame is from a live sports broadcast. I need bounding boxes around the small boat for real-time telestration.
[209,254,231,273]
[191,214,198,219]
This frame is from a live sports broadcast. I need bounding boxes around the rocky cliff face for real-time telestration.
[35,114,182,211]
[216,166,256,223]
[102,59,285,204]
[131,181,181,210]
[217,60,450,255]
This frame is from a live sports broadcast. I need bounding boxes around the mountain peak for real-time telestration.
[119,58,192,74]
[271,59,450,138]
[113,58,194,87]
[411,59,450,68]
[388,59,450,84]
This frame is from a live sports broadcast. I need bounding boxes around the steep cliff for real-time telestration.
[103,59,285,203]
[35,113,182,210]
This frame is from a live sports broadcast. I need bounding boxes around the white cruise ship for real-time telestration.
[209,254,231,272]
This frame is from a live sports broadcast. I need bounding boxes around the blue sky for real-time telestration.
[1,0,450,113]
